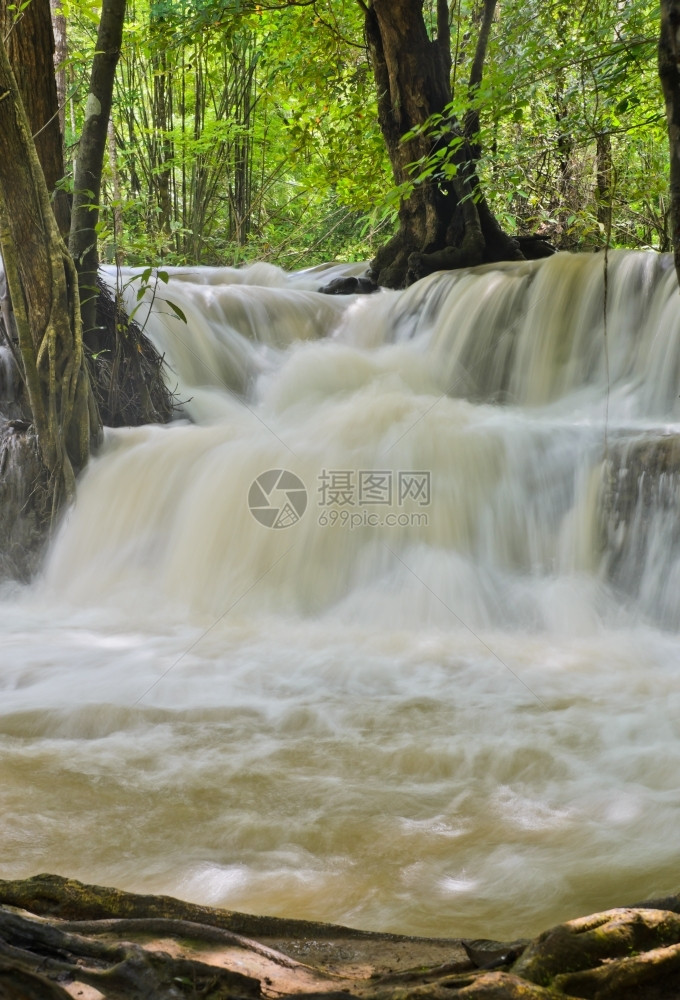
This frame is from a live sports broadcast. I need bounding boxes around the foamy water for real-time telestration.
[1,251,679,939]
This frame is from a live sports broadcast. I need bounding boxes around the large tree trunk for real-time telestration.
[1,0,70,236]
[365,0,521,288]
[660,0,680,288]
[69,0,126,339]
[0,36,100,510]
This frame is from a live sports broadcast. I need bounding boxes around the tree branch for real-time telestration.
[464,0,496,153]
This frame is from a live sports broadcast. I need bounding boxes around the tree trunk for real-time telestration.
[464,0,497,159]
[659,0,680,288]
[365,0,520,288]
[0,36,100,510]
[50,0,68,139]
[150,1,174,240]
[107,119,125,268]
[1,0,70,236]
[69,0,126,339]
[595,131,613,236]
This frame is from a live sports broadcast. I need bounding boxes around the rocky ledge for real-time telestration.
[0,875,679,999]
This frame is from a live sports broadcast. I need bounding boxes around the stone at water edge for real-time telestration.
[511,906,680,993]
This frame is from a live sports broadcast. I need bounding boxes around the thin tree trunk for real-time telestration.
[107,119,124,267]
[464,0,497,158]
[50,0,67,137]
[152,49,173,236]
[659,0,680,287]
[69,0,126,339]
[596,131,613,234]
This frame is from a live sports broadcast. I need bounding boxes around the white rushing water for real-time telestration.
[2,250,680,939]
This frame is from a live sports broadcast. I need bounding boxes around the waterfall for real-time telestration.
[43,250,680,626]
[1,250,679,940]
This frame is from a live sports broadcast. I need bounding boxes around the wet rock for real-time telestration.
[602,434,680,529]
[515,235,557,260]
[599,431,680,627]
[319,276,379,295]
[461,939,527,969]
[0,329,51,580]
[0,343,30,422]
[0,422,51,581]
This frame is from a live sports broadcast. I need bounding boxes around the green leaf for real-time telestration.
[167,300,187,323]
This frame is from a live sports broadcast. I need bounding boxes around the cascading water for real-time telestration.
[1,250,679,939]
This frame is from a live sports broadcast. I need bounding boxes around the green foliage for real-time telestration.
[59,0,389,267]
[381,0,667,251]
[58,0,672,266]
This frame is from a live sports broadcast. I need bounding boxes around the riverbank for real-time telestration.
[1,874,679,998]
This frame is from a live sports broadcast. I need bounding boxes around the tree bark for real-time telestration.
[150,2,174,239]
[107,120,125,267]
[69,0,126,339]
[464,0,497,158]
[1,0,70,236]
[595,131,613,235]
[50,0,68,139]
[660,0,680,288]
[365,0,520,288]
[0,36,100,510]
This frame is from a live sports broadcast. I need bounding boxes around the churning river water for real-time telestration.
[1,250,680,940]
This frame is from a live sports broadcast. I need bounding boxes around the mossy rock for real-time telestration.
[512,907,680,996]
[0,873,392,940]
